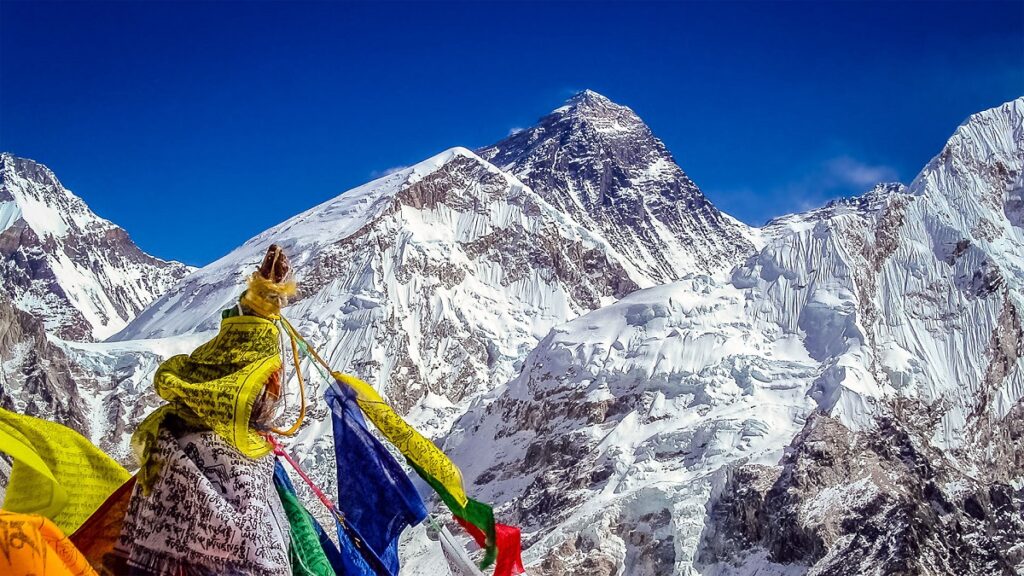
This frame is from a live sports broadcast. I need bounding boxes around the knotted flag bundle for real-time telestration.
[106,248,301,575]
[131,314,282,493]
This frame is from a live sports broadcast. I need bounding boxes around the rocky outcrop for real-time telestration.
[0,291,90,434]
[700,409,1024,575]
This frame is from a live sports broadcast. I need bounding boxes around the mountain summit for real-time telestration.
[0,153,192,340]
[479,90,755,283]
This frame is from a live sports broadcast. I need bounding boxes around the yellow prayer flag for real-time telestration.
[132,315,282,490]
[333,372,469,508]
[0,409,130,534]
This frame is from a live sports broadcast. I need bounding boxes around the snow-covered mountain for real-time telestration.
[111,147,642,433]
[82,93,764,551]
[443,97,1024,575]
[479,90,756,283]
[4,92,1022,576]
[0,153,193,341]
[103,91,761,437]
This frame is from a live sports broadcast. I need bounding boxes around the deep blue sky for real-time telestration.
[2,1,1021,266]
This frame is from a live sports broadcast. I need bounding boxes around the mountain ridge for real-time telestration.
[441,95,1024,575]
[0,152,193,341]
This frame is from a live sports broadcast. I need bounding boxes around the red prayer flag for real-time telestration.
[454,517,524,576]
[70,476,136,574]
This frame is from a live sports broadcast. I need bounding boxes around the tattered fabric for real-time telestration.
[112,428,291,576]
[333,372,523,573]
[454,517,525,576]
[408,459,499,568]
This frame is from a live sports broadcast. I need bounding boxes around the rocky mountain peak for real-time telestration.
[0,153,193,340]
[1,152,59,192]
[112,145,639,435]
[1,153,95,237]
[763,182,910,231]
[910,97,1023,214]
[566,88,611,105]
[550,89,648,137]
[479,92,756,283]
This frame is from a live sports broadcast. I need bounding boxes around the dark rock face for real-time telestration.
[479,90,754,282]
[0,291,90,435]
[0,153,191,341]
[700,409,1024,575]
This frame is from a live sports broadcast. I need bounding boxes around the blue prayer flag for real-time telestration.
[327,382,428,575]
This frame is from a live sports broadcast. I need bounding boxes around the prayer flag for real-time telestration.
[132,315,282,491]
[0,511,98,576]
[438,524,485,576]
[327,381,428,575]
[333,372,468,507]
[0,408,130,534]
[272,462,336,576]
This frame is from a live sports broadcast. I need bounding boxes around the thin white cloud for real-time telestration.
[750,155,903,218]
[782,155,899,205]
[710,155,902,224]
[369,165,408,178]
[823,155,899,188]
[507,126,525,136]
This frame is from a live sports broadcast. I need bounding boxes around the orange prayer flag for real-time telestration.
[0,510,97,576]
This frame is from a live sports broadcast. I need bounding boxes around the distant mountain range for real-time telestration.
[1,92,1021,575]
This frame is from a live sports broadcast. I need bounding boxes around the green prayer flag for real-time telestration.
[408,458,497,569]
[274,466,335,576]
